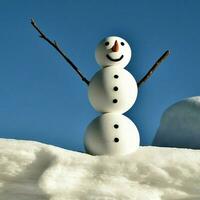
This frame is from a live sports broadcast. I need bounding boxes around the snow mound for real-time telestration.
[153,96,200,149]
[0,139,200,199]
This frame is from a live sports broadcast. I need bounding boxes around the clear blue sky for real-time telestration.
[0,0,200,152]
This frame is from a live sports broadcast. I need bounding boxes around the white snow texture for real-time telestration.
[0,139,200,200]
[153,96,200,148]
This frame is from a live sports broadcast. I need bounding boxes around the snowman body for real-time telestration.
[88,67,138,113]
[84,113,139,155]
[84,36,140,155]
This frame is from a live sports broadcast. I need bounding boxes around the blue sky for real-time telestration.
[0,0,200,152]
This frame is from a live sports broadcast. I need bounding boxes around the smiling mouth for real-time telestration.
[106,54,124,62]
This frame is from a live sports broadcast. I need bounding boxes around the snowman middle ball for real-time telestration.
[88,66,138,114]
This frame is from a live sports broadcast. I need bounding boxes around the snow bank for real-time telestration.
[0,139,200,200]
[153,96,200,149]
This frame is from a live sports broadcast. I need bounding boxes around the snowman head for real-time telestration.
[95,36,132,68]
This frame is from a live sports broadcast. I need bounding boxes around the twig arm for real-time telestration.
[31,18,90,85]
[137,50,170,87]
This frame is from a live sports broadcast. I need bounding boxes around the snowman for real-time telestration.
[31,19,169,156]
[85,36,139,155]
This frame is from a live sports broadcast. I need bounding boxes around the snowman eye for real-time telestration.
[105,42,109,46]
[121,42,125,46]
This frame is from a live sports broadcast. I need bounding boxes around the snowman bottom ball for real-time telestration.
[84,113,140,155]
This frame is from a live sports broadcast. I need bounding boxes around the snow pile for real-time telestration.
[153,96,200,149]
[0,139,200,200]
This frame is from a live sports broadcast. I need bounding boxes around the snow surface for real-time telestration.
[0,139,200,200]
[153,96,200,149]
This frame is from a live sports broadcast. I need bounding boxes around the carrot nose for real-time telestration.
[112,40,119,52]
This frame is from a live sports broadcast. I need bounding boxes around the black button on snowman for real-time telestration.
[84,36,139,155]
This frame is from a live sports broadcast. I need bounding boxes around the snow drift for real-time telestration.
[153,96,200,149]
[0,139,200,200]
